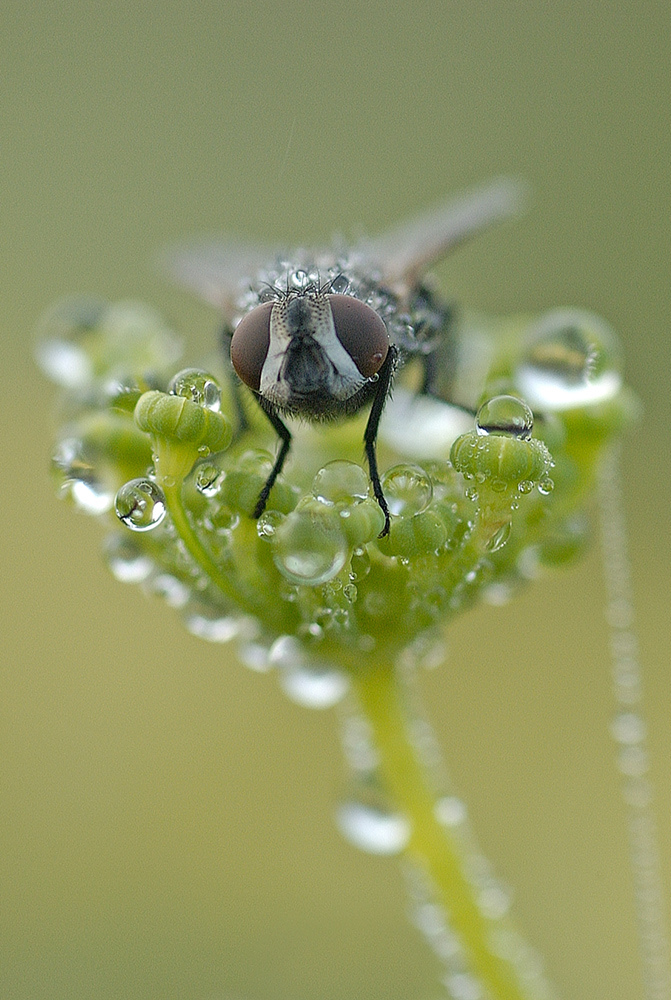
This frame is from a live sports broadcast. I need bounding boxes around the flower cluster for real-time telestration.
[37,297,633,690]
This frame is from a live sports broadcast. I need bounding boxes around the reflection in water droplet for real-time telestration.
[537,476,554,495]
[115,478,166,531]
[487,521,512,553]
[256,509,285,540]
[168,368,222,411]
[475,395,533,440]
[194,463,222,497]
[516,309,622,410]
[104,534,153,583]
[312,460,370,505]
[381,464,433,517]
[336,800,411,855]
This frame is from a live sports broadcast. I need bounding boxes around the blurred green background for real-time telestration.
[2,2,669,998]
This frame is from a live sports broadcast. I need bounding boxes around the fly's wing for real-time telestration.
[159,238,282,323]
[361,176,528,294]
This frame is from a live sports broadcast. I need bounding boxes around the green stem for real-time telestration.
[352,663,545,1000]
[161,480,261,617]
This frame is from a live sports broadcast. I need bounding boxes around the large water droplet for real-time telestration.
[51,438,114,514]
[273,514,347,586]
[115,478,166,531]
[104,533,154,583]
[34,296,106,387]
[168,368,222,411]
[312,460,370,505]
[381,464,433,517]
[335,798,411,855]
[516,309,622,410]
[475,395,533,440]
[269,636,349,708]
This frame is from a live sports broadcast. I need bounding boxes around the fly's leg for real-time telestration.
[364,345,397,537]
[253,400,292,519]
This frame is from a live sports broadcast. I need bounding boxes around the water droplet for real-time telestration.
[381,464,433,517]
[144,572,190,607]
[517,479,534,495]
[611,711,646,745]
[270,636,349,708]
[475,395,533,440]
[329,273,349,293]
[115,478,166,531]
[343,583,358,603]
[487,521,512,552]
[51,438,115,514]
[290,268,309,289]
[336,799,411,855]
[237,640,272,673]
[184,601,251,643]
[273,513,347,586]
[443,971,485,1000]
[256,509,285,539]
[435,796,468,827]
[34,296,106,387]
[168,368,222,411]
[194,462,222,497]
[516,309,622,410]
[349,546,371,581]
[312,460,370,505]
[104,534,153,583]
[537,475,554,495]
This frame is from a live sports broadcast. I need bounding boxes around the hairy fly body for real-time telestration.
[165,177,525,535]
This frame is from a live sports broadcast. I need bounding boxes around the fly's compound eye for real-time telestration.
[328,294,389,378]
[230,301,274,390]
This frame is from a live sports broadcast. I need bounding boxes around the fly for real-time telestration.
[164,177,525,536]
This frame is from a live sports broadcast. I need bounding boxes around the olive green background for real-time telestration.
[2,2,670,998]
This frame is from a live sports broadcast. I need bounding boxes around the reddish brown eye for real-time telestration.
[328,294,389,378]
[230,301,274,390]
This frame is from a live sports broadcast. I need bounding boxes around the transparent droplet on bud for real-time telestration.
[475,395,533,440]
[312,460,370,505]
[103,533,154,583]
[516,309,622,410]
[194,462,222,497]
[168,368,222,411]
[273,515,347,586]
[115,478,166,531]
[487,521,512,552]
[256,510,285,540]
[381,464,433,517]
[34,296,106,387]
[290,269,309,289]
[537,475,554,495]
[336,789,411,856]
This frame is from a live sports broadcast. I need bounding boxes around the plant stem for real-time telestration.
[352,662,548,1000]
[161,480,261,617]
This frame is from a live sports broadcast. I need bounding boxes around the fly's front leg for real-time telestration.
[363,345,397,537]
[253,399,292,519]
